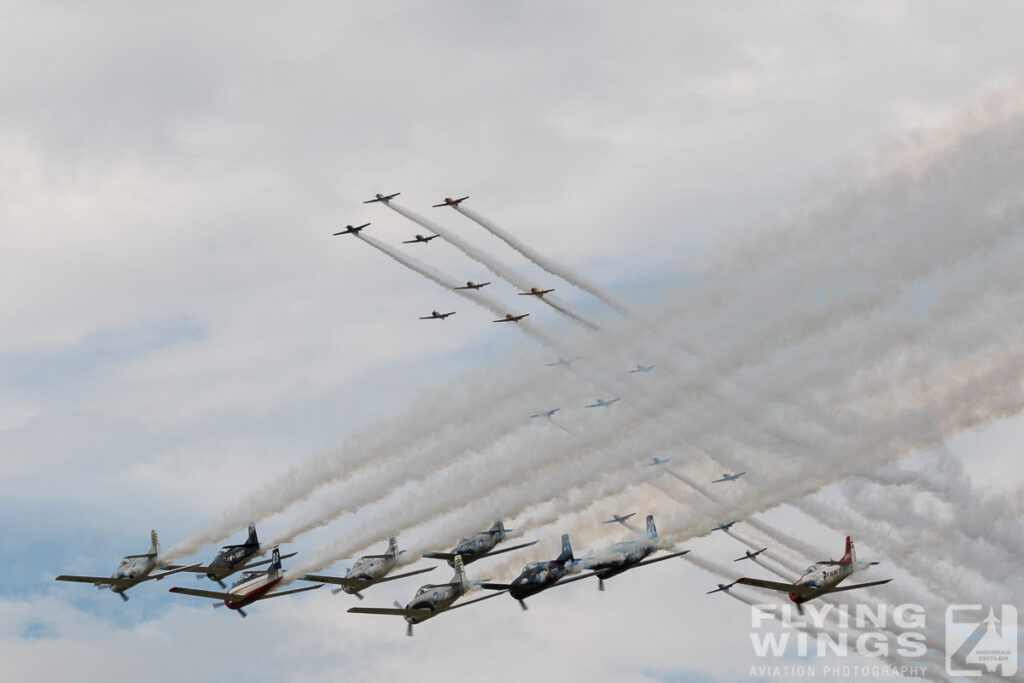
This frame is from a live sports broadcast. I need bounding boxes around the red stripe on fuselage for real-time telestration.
[225,576,281,609]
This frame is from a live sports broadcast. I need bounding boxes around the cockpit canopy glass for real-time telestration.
[804,565,818,575]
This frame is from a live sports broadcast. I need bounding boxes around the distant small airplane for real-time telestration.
[168,548,321,618]
[432,196,469,208]
[712,521,737,533]
[55,530,201,601]
[546,356,580,368]
[531,408,560,419]
[707,581,737,595]
[333,222,370,236]
[735,536,890,614]
[628,363,658,374]
[402,234,439,244]
[734,547,768,562]
[493,313,529,323]
[518,287,554,298]
[642,457,671,467]
[602,513,636,525]
[297,538,433,600]
[364,192,400,204]
[585,398,620,408]
[454,281,490,290]
[420,310,455,320]
[712,472,746,483]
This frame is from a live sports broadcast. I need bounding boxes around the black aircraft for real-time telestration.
[481,534,596,609]
[402,234,440,244]
[364,192,400,204]
[333,223,370,236]
[420,310,456,320]
[169,523,296,587]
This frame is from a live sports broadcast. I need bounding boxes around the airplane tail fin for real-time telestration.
[149,530,160,556]
[452,555,467,588]
[841,536,856,564]
[646,515,657,540]
[247,522,258,546]
[556,534,574,563]
[387,537,399,556]
[490,520,506,536]
[269,547,282,572]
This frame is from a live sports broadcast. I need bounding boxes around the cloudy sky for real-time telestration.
[3,2,1023,681]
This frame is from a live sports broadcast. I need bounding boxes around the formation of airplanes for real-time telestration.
[57,190,896,635]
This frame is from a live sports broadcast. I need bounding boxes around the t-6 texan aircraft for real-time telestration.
[712,521,737,533]
[454,281,490,290]
[420,310,455,320]
[602,513,636,525]
[481,534,598,610]
[298,537,434,599]
[363,192,400,204]
[628,363,658,373]
[712,471,746,483]
[518,287,554,297]
[55,530,201,601]
[531,408,560,419]
[423,520,537,566]
[167,522,296,587]
[168,547,321,618]
[333,222,370,236]
[580,515,690,591]
[493,313,529,323]
[585,398,620,408]
[546,356,580,367]
[642,457,671,467]
[735,547,768,562]
[402,233,439,244]
[707,581,737,595]
[347,556,503,636]
[735,536,891,613]
[432,196,469,208]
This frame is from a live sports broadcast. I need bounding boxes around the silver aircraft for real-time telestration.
[546,356,580,368]
[347,556,503,636]
[531,408,560,419]
[602,513,636,525]
[585,398,620,408]
[422,520,537,566]
[55,530,201,601]
[628,363,658,373]
[580,515,690,591]
[298,537,434,599]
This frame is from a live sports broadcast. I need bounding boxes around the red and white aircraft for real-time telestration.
[735,536,891,613]
[168,548,321,617]
[432,196,469,208]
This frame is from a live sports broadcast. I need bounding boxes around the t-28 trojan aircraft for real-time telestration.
[298,537,434,599]
[167,523,296,587]
[347,556,503,636]
[55,530,201,601]
[423,520,537,566]
[168,547,322,618]
[735,536,891,613]
[580,515,690,591]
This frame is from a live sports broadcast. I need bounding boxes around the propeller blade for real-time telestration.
[518,599,528,611]
[238,608,247,618]
[330,587,344,595]
[212,602,223,609]
[353,592,364,601]
[393,601,403,610]
[598,578,605,592]
[406,623,414,637]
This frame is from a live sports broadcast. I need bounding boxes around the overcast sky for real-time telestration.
[2,3,1023,682]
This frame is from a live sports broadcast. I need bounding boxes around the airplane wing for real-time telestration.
[348,606,434,618]
[301,566,434,588]
[167,586,249,602]
[445,589,508,611]
[823,579,893,593]
[627,550,691,568]
[711,478,727,483]
[431,202,448,208]
[256,584,324,600]
[402,239,418,244]
[55,574,140,588]
[735,577,817,598]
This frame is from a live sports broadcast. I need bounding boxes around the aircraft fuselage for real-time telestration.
[224,571,282,610]
[508,561,569,600]
[788,563,854,604]
[109,554,157,594]
[404,583,464,624]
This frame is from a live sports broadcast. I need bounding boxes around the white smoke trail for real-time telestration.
[455,204,635,318]
[383,200,604,332]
